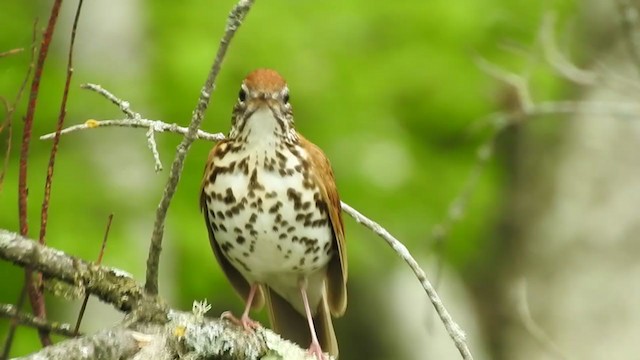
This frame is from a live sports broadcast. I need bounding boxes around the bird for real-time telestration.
[200,68,347,359]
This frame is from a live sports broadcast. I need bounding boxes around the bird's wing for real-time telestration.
[299,135,347,316]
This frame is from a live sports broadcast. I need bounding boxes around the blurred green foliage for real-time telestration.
[1,0,576,357]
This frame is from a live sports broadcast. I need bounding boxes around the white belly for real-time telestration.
[203,149,335,286]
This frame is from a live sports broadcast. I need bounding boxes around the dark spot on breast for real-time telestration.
[301,201,311,210]
[272,225,279,232]
[208,209,216,219]
[220,241,234,252]
[312,256,319,263]
[238,157,250,175]
[311,219,327,227]
[287,226,295,233]
[219,224,227,232]
[249,213,257,223]
[236,236,246,244]
[248,168,265,191]
[279,233,287,240]
[287,188,303,210]
[269,201,283,214]
[210,222,219,232]
[223,188,236,204]
[216,211,225,220]
[208,161,236,184]
[265,191,277,199]
[233,227,242,234]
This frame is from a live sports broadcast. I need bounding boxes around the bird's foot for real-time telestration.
[220,311,260,332]
[306,341,327,360]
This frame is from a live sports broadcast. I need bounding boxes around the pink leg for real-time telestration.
[300,281,326,360]
[221,283,261,331]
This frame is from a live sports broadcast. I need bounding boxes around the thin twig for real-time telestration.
[540,13,598,85]
[0,304,77,338]
[340,203,473,359]
[39,0,84,253]
[81,83,137,118]
[0,48,24,58]
[516,280,570,360]
[616,0,640,74]
[20,0,64,348]
[146,126,163,172]
[1,21,39,359]
[144,0,256,296]
[40,117,225,142]
[74,213,113,335]
[1,285,27,360]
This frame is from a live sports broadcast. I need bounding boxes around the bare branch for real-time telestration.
[0,48,24,57]
[39,118,225,142]
[540,13,598,85]
[475,56,533,112]
[81,83,137,118]
[146,127,163,172]
[516,280,570,360]
[0,304,77,338]
[616,0,640,73]
[144,0,256,296]
[340,203,474,360]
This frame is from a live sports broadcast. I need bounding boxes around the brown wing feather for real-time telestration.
[200,141,264,310]
[299,135,347,316]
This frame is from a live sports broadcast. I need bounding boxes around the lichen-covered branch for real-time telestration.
[10,302,328,360]
[0,229,143,312]
[0,303,76,338]
[19,328,139,360]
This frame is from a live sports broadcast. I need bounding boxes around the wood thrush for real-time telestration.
[200,69,347,359]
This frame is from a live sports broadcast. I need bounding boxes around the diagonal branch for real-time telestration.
[144,0,256,296]
[340,203,473,360]
[0,304,77,338]
[0,229,144,312]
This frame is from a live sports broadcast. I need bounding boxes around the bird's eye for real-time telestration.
[238,88,247,102]
[283,92,290,104]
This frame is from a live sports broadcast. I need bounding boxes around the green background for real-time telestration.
[1,0,576,358]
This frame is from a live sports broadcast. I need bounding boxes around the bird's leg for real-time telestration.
[221,283,261,331]
[299,279,326,360]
